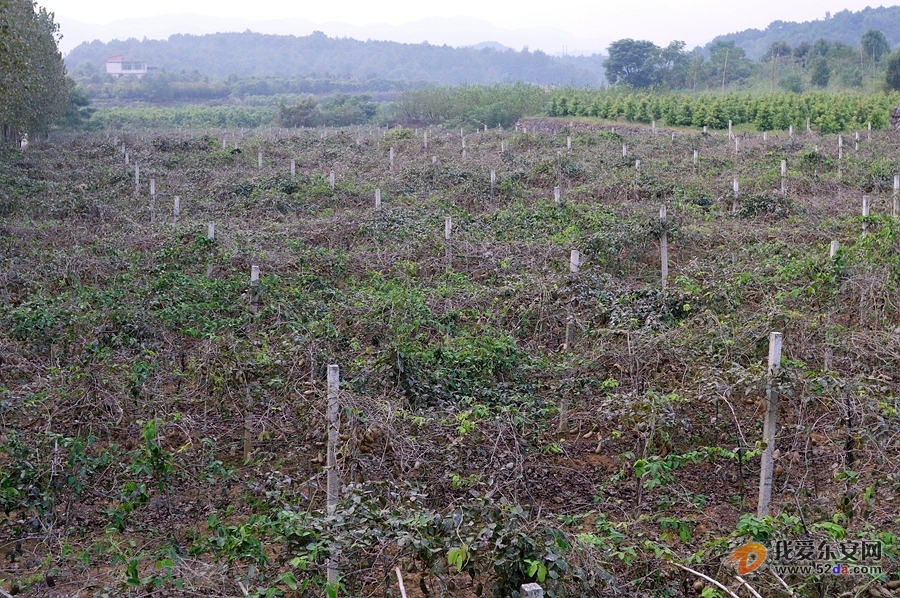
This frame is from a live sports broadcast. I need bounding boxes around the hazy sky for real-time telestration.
[43,0,893,49]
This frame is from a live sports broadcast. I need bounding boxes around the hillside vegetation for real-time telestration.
[713,6,900,61]
[65,31,605,87]
[0,120,898,596]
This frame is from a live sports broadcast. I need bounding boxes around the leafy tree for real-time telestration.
[318,93,377,126]
[58,82,96,129]
[840,67,863,88]
[793,41,811,65]
[860,29,890,63]
[465,103,513,129]
[708,41,752,90]
[778,74,804,93]
[145,74,174,103]
[0,0,70,141]
[809,57,830,87]
[604,39,660,88]
[652,41,689,88]
[0,0,28,139]
[886,50,900,90]
[686,49,706,91]
[275,95,320,127]
[762,41,792,62]
[762,40,793,90]
[809,38,832,59]
[394,82,545,127]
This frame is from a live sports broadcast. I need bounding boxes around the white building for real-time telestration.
[106,55,149,77]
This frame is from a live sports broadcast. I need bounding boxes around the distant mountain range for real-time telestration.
[55,14,604,57]
[710,6,900,60]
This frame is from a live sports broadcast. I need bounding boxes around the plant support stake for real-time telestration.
[781,160,787,196]
[560,249,581,427]
[569,249,580,274]
[659,205,668,290]
[243,387,253,462]
[893,175,899,217]
[444,216,452,268]
[757,331,782,518]
[326,364,340,585]
[521,584,544,598]
[862,195,870,236]
[395,568,408,598]
[732,178,739,213]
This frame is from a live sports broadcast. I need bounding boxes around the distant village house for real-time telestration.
[106,55,150,77]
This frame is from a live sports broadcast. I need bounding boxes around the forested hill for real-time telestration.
[711,6,900,60]
[65,31,605,86]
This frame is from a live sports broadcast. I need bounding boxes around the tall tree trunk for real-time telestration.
[721,49,729,94]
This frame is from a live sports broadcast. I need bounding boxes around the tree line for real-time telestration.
[73,72,408,104]
[603,29,898,94]
[82,84,546,130]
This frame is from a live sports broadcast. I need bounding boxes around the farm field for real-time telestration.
[1,119,899,597]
